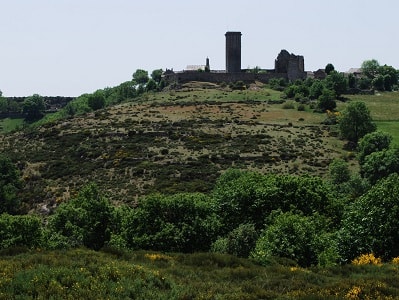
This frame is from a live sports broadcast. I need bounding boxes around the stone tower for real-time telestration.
[225,31,242,73]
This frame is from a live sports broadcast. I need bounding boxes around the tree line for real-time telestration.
[270,59,399,112]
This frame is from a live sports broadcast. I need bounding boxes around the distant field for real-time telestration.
[0,118,24,133]
[343,92,399,145]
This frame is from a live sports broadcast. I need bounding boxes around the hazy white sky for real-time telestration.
[1,0,398,96]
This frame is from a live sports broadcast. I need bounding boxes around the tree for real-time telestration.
[348,73,357,89]
[325,71,348,97]
[132,69,149,85]
[317,88,336,111]
[309,80,325,100]
[23,94,45,121]
[211,223,258,258]
[0,155,21,214]
[338,173,399,261]
[120,193,221,252]
[251,212,333,267]
[361,59,380,79]
[212,170,337,232]
[360,148,399,184]
[87,91,106,111]
[47,183,113,250]
[357,131,392,165]
[0,213,42,249]
[328,158,350,185]
[325,63,335,75]
[151,69,163,84]
[145,79,157,92]
[372,74,385,91]
[339,101,376,143]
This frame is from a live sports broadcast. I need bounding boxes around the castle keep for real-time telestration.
[163,32,306,84]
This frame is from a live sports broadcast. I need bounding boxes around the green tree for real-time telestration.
[325,71,348,97]
[211,223,258,258]
[151,69,163,84]
[338,173,399,261]
[145,79,157,92]
[348,73,357,89]
[379,65,398,91]
[47,183,113,250]
[357,131,392,165]
[0,155,21,214]
[212,170,337,232]
[361,59,380,79]
[0,97,7,114]
[87,91,106,111]
[325,63,335,75]
[309,80,325,100]
[0,213,42,249]
[132,69,149,85]
[23,94,45,121]
[252,212,333,267]
[328,158,350,185]
[317,88,336,111]
[360,148,399,184]
[120,193,221,252]
[339,101,376,143]
[372,74,385,91]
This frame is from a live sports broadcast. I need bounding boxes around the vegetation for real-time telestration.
[1,62,399,297]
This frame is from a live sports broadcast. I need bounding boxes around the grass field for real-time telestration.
[0,118,24,133]
[344,92,399,145]
[1,248,399,299]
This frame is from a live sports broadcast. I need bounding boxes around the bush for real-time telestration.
[328,158,350,185]
[360,148,399,184]
[251,212,332,267]
[0,213,42,249]
[212,170,338,232]
[0,155,21,214]
[338,173,399,262]
[120,193,221,252]
[357,131,392,165]
[47,183,114,250]
[211,223,258,258]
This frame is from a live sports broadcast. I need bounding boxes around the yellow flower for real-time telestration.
[351,253,382,265]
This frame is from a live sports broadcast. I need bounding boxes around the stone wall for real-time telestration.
[164,71,289,85]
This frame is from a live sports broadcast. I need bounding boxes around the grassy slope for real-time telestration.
[0,117,24,133]
[1,248,399,299]
[0,83,350,211]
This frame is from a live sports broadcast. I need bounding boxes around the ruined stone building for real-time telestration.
[163,32,307,84]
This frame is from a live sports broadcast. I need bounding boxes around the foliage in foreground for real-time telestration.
[2,248,399,299]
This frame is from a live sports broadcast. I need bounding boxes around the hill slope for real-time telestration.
[0,85,348,212]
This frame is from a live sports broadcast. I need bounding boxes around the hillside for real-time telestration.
[0,82,350,213]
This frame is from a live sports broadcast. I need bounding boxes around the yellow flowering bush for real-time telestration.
[345,286,362,299]
[392,257,399,265]
[351,253,382,266]
[145,253,172,262]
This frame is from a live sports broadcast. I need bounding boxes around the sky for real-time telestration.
[1,0,398,97]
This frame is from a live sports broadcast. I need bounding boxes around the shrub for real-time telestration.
[211,223,258,258]
[0,213,42,249]
[47,183,114,250]
[212,170,338,232]
[251,212,332,267]
[282,101,295,109]
[338,173,399,262]
[121,193,221,252]
[352,253,382,265]
[357,131,392,165]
